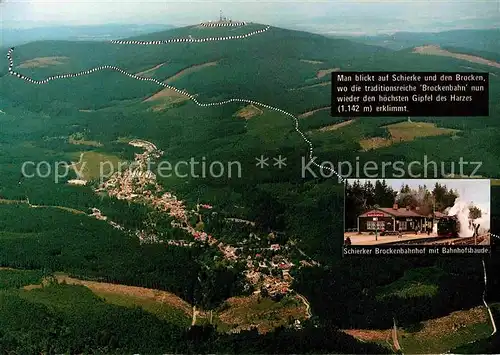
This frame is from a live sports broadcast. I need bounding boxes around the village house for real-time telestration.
[270,244,280,250]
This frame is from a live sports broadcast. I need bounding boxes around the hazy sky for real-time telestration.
[351,178,491,212]
[2,0,499,33]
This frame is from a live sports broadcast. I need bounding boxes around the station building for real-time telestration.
[357,204,446,232]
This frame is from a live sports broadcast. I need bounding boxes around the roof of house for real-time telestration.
[378,207,425,217]
[359,207,448,218]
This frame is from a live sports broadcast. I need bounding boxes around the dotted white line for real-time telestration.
[6,27,342,181]
[110,25,269,45]
[482,258,497,336]
[200,22,247,27]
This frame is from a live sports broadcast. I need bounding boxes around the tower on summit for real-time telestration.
[200,11,247,27]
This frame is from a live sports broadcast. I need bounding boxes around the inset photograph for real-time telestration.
[344,179,491,246]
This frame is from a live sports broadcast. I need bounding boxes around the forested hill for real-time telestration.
[2,24,499,119]
[0,24,390,115]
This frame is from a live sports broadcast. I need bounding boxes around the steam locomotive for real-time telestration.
[437,216,460,237]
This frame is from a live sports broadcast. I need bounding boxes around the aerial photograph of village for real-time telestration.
[0,0,499,353]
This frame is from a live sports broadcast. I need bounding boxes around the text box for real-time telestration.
[331,72,489,117]
[343,245,491,256]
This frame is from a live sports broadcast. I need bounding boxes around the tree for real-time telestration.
[374,180,397,207]
[249,188,285,231]
[432,183,458,212]
[469,206,482,220]
[344,180,363,229]
[396,184,417,208]
[363,181,375,207]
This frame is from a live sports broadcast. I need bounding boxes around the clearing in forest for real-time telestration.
[300,59,324,64]
[316,119,355,132]
[215,293,307,334]
[164,61,218,83]
[234,104,263,119]
[143,87,190,111]
[316,67,340,79]
[359,121,459,151]
[298,106,330,119]
[135,62,167,77]
[71,151,123,180]
[413,45,500,69]
[17,56,69,68]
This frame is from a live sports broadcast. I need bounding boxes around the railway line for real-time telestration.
[446,234,488,246]
[424,233,489,246]
[377,232,490,246]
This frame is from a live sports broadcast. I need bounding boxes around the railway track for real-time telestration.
[436,233,489,246]
[385,233,490,246]
[382,236,452,245]
[450,235,486,246]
